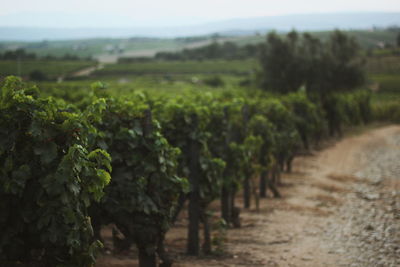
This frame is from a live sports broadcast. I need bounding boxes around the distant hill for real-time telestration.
[0,12,399,41]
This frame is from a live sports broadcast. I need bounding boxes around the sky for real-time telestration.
[1,0,400,27]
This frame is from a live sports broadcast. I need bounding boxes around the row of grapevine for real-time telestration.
[0,77,111,266]
[0,76,371,267]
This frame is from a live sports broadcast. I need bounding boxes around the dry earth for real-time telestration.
[70,64,104,77]
[96,125,400,267]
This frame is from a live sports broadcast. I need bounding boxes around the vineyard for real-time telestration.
[1,29,400,267]
[0,72,376,267]
[0,60,96,80]
[92,59,257,76]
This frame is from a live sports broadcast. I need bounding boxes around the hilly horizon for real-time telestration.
[1,12,399,41]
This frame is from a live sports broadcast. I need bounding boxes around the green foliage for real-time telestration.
[318,90,371,136]
[0,77,111,266]
[230,29,400,50]
[254,98,301,164]
[259,31,305,94]
[94,59,257,76]
[345,90,372,124]
[211,219,228,255]
[203,75,225,88]
[0,60,95,79]
[257,30,368,137]
[87,96,187,252]
[397,32,400,47]
[321,30,365,92]
[259,30,365,95]
[372,100,400,123]
[370,74,400,93]
[0,71,378,265]
[155,41,259,61]
[366,56,400,75]
[248,114,275,157]
[29,70,47,81]
[0,49,37,60]
[0,37,213,59]
[155,97,224,204]
[283,92,326,148]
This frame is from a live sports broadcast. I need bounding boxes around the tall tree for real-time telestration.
[259,31,305,94]
[258,30,365,96]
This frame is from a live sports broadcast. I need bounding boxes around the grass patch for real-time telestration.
[93,59,258,76]
[369,74,400,93]
[0,60,95,79]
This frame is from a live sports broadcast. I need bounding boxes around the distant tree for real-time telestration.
[203,75,225,87]
[258,30,365,95]
[154,42,258,61]
[29,70,47,81]
[221,42,238,59]
[258,31,305,94]
[204,42,220,59]
[243,44,258,57]
[1,49,36,60]
[258,30,366,138]
[315,30,365,93]
[62,53,79,60]
[43,54,56,60]
[211,33,220,42]
[397,32,400,47]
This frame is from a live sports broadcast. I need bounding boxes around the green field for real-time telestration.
[32,74,250,102]
[0,37,215,59]
[0,60,96,79]
[367,55,400,122]
[366,54,400,105]
[366,55,400,75]
[369,74,400,93]
[94,59,258,76]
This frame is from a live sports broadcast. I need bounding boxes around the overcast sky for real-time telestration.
[1,0,400,27]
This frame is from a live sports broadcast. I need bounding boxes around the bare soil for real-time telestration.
[70,64,104,77]
[96,124,400,267]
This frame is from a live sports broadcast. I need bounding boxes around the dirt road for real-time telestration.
[96,125,400,267]
[70,64,104,77]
